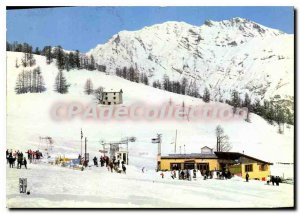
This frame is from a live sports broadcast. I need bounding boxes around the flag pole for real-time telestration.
[80,129,83,160]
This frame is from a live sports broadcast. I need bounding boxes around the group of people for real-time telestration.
[216,170,232,180]
[6,149,27,169]
[267,175,281,186]
[7,149,43,169]
[92,155,126,174]
[25,149,43,163]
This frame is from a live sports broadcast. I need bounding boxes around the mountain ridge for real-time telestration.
[87,17,293,105]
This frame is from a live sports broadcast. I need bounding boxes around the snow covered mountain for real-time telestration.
[88,17,294,105]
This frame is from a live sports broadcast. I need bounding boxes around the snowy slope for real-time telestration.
[6,163,293,208]
[6,52,294,208]
[88,18,294,104]
[7,52,294,167]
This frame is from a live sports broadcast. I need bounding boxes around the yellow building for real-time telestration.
[216,152,272,181]
[159,147,272,181]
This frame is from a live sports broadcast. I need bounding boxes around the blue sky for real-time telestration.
[7,7,294,52]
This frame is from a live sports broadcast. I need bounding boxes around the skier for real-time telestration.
[100,156,104,167]
[109,161,114,173]
[8,154,14,168]
[193,169,197,179]
[271,176,275,185]
[23,157,27,169]
[17,152,23,169]
[122,164,126,174]
[160,172,164,179]
[275,176,280,186]
[180,170,184,180]
[246,172,249,182]
[93,156,98,167]
[6,149,9,164]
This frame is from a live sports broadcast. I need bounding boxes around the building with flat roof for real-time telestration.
[159,146,272,180]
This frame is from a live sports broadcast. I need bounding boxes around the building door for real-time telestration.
[184,162,195,169]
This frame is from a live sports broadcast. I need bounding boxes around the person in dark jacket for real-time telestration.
[17,153,23,169]
[122,164,126,174]
[23,157,27,169]
[271,176,275,185]
[246,173,249,182]
[275,176,280,186]
[8,154,14,168]
[93,157,98,166]
[109,161,113,173]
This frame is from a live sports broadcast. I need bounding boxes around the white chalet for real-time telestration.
[101,89,123,105]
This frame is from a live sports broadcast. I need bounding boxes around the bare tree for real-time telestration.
[84,79,94,95]
[215,125,231,152]
[94,86,104,103]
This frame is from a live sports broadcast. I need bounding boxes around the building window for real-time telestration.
[105,97,108,100]
[259,164,268,171]
[170,163,181,170]
[245,164,253,172]
[114,97,116,99]
[108,102,111,105]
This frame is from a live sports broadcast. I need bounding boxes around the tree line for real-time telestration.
[115,66,149,85]
[226,90,294,133]
[7,41,106,72]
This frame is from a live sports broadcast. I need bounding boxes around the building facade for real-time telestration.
[101,89,123,105]
[159,147,272,181]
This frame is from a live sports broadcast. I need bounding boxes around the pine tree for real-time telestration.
[274,104,285,134]
[54,46,65,70]
[203,87,210,103]
[54,70,69,94]
[89,55,96,70]
[243,93,251,122]
[84,79,94,95]
[74,50,80,69]
[180,77,188,95]
[187,80,199,98]
[35,47,41,55]
[44,46,53,64]
[231,90,241,114]
[163,75,171,91]
[152,80,161,89]
[68,52,76,69]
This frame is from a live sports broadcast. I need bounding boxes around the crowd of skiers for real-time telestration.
[161,168,282,186]
[6,149,43,169]
[163,168,232,181]
[92,155,126,174]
